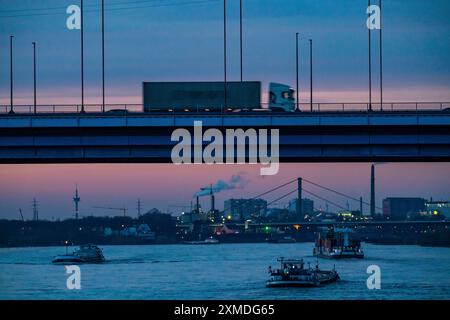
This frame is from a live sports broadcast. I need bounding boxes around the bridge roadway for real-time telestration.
[227,220,450,228]
[0,111,449,163]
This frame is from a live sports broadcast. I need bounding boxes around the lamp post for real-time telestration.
[309,39,313,112]
[9,35,14,114]
[296,33,299,111]
[101,0,105,112]
[379,0,383,111]
[80,0,85,113]
[368,0,372,112]
[223,0,227,109]
[33,42,37,113]
[239,0,243,82]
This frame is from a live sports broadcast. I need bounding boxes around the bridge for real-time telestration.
[230,220,450,228]
[0,103,449,164]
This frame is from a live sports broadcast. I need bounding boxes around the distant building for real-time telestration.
[207,209,222,224]
[266,208,291,221]
[136,224,156,240]
[310,211,338,222]
[179,208,206,224]
[104,227,113,237]
[383,197,426,220]
[288,198,314,215]
[338,210,363,221]
[120,226,137,237]
[425,201,450,218]
[224,198,267,221]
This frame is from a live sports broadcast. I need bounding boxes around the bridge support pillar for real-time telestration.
[297,177,302,217]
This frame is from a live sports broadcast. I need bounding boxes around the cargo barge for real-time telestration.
[313,227,364,259]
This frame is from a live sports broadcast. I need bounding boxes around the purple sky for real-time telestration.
[0,163,449,220]
[1,0,449,104]
[0,1,449,219]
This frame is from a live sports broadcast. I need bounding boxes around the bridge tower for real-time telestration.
[297,177,303,216]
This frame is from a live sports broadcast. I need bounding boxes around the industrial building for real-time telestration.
[288,198,314,216]
[425,201,450,218]
[382,197,426,220]
[224,199,267,221]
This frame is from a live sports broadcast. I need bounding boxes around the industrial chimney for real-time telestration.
[196,196,200,213]
[360,196,363,216]
[211,194,215,212]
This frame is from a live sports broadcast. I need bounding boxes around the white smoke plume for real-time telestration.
[194,174,249,197]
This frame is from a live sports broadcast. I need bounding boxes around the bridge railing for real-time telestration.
[0,102,449,115]
[298,102,450,112]
[0,104,143,114]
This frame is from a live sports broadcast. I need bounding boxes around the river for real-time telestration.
[0,243,449,300]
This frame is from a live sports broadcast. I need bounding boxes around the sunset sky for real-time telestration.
[0,1,449,219]
[1,163,449,220]
[0,0,449,104]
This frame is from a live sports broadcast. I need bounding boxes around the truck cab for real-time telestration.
[268,83,296,112]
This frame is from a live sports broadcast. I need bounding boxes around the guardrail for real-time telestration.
[0,102,449,115]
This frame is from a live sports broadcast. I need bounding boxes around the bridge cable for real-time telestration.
[251,178,297,200]
[302,188,348,211]
[220,178,297,214]
[266,189,298,207]
[302,177,383,210]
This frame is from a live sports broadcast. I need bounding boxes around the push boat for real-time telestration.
[313,227,364,259]
[266,258,339,288]
[52,244,105,264]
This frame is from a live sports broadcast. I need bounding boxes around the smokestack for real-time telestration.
[360,196,363,216]
[297,177,302,216]
[196,196,200,213]
[370,164,375,217]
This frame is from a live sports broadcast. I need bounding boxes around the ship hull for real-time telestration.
[52,245,105,264]
[266,274,339,288]
[266,281,319,288]
[51,255,84,264]
[266,271,340,288]
[316,252,364,259]
[52,255,105,264]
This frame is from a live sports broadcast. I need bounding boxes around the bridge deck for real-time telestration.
[0,111,449,164]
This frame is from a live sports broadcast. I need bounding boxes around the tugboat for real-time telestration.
[266,257,339,287]
[52,244,105,264]
[313,227,364,259]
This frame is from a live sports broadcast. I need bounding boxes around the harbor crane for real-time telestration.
[93,206,128,217]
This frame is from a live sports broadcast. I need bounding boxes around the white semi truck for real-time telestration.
[142,81,296,112]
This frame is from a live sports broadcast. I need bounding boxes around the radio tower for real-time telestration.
[32,198,39,221]
[137,199,142,218]
[73,185,81,219]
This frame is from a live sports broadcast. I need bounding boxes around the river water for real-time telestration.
[0,243,449,300]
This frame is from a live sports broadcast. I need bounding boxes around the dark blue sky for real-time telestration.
[0,0,449,104]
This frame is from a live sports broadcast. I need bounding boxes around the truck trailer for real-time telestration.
[142,81,296,112]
